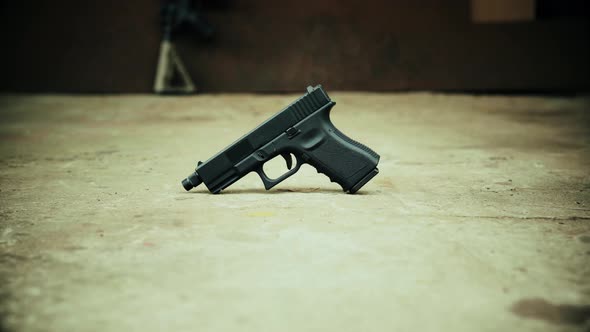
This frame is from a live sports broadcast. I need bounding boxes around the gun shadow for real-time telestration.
[188,188,375,195]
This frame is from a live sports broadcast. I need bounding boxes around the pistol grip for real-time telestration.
[293,110,380,193]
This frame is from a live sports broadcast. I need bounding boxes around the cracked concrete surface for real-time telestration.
[0,92,589,331]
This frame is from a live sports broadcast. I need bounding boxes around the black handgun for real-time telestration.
[181,85,380,194]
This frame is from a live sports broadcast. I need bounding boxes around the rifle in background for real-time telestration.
[154,0,214,94]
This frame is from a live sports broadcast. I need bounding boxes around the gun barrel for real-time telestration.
[181,172,203,190]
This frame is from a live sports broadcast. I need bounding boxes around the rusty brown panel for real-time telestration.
[181,1,588,92]
[223,0,469,28]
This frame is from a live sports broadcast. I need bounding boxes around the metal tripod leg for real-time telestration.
[153,40,196,94]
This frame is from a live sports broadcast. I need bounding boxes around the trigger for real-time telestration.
[281,153,293,170]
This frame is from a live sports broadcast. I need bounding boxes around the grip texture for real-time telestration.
[332,126,379,160]
[300,125,380,192]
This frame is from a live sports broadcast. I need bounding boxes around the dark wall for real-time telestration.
[0,0,588,93]
[0,1,160,93]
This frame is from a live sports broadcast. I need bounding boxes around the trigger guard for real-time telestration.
[256,154,303,190]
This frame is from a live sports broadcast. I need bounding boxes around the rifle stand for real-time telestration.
[153,40,195,94]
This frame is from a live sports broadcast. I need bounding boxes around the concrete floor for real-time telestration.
[0,92,589,332]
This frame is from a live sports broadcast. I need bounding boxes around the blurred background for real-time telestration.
[0,0,588,93]
[1,2,590,332]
